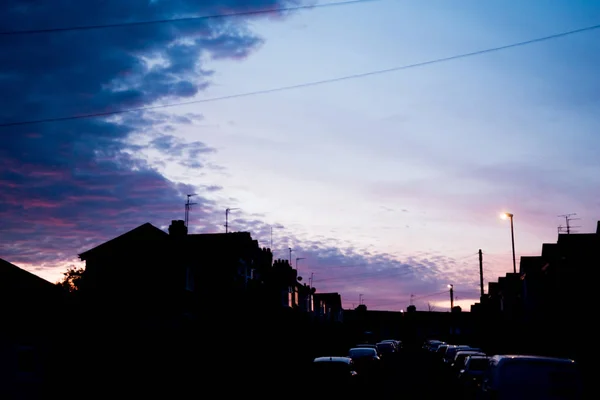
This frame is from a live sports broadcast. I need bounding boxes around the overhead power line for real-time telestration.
[0,0,376,35]
[1,23,599,129]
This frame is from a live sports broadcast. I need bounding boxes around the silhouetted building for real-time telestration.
[297,283,314,313]
[472,221,600,361]
[313,292,343,322]
[0,258,66,399]
[518,222,599,360]
[79,222,175,319]
[78,220,273,320]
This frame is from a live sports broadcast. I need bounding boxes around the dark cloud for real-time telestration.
[0,1,476,309]
[0,0,303,267]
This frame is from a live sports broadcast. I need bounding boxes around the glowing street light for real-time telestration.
[500,212,517,274]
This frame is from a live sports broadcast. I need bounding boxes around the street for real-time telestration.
[366,348,461,398]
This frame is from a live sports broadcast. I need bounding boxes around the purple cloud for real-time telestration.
[0,1,486,310]
[0,0,305,267]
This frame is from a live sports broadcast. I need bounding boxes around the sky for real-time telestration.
[1,0,599,312]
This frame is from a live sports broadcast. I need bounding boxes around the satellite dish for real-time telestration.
[297,276,303,281]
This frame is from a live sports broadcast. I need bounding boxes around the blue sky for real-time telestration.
[1,0,599,311]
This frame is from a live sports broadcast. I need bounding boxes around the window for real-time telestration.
[185,266,195,292]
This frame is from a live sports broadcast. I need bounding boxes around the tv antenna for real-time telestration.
[184,194,197,227]
[225,208,239,233]
[558,213,580,234]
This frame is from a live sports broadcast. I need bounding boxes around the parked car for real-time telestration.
[444,345,474,364]
[452,350,486,373]
[348,347,381,378]
[376,342,396,358]
[478,355,583,400]
[312,357,359,395]
[457,355,489,391]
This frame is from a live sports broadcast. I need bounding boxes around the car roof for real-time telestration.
[349,347,376,352]
[314,356,352,364]
[491,355,576,365]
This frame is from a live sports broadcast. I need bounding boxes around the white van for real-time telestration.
[478,355,583,400]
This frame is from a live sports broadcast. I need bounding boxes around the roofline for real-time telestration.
[78,222,166,259]
[0,258,62,290]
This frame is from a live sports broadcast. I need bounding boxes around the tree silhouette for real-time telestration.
[427,302,436,312]
[57,266,84,292]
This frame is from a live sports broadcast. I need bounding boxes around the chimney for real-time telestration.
[168,220,188,236]
[596,221,600,235]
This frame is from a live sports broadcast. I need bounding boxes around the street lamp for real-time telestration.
[448,284,454,309]
[501,212,517,274]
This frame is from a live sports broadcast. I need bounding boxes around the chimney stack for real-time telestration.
[169,220,188,236]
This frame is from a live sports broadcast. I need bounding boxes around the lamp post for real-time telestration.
[448,284,454,309]
[501,212,517,274]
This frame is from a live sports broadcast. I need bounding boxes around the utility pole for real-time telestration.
[509,215,516,274]
[309,272,314,288]
[558,213,580,234]
[478,249,484,298]
[225,208,239,233]
[449,284,454,310]
[184,194,197,227]
[270,226,273,249]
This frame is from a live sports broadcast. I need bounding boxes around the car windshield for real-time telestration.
[349,348,376,357]
[456,354,469,363]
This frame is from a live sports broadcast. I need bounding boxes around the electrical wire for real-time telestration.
[1,23,599,128]
[0,0,377,35]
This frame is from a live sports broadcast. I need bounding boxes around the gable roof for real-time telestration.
[0,257,60,293]
[78,222,168,260]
